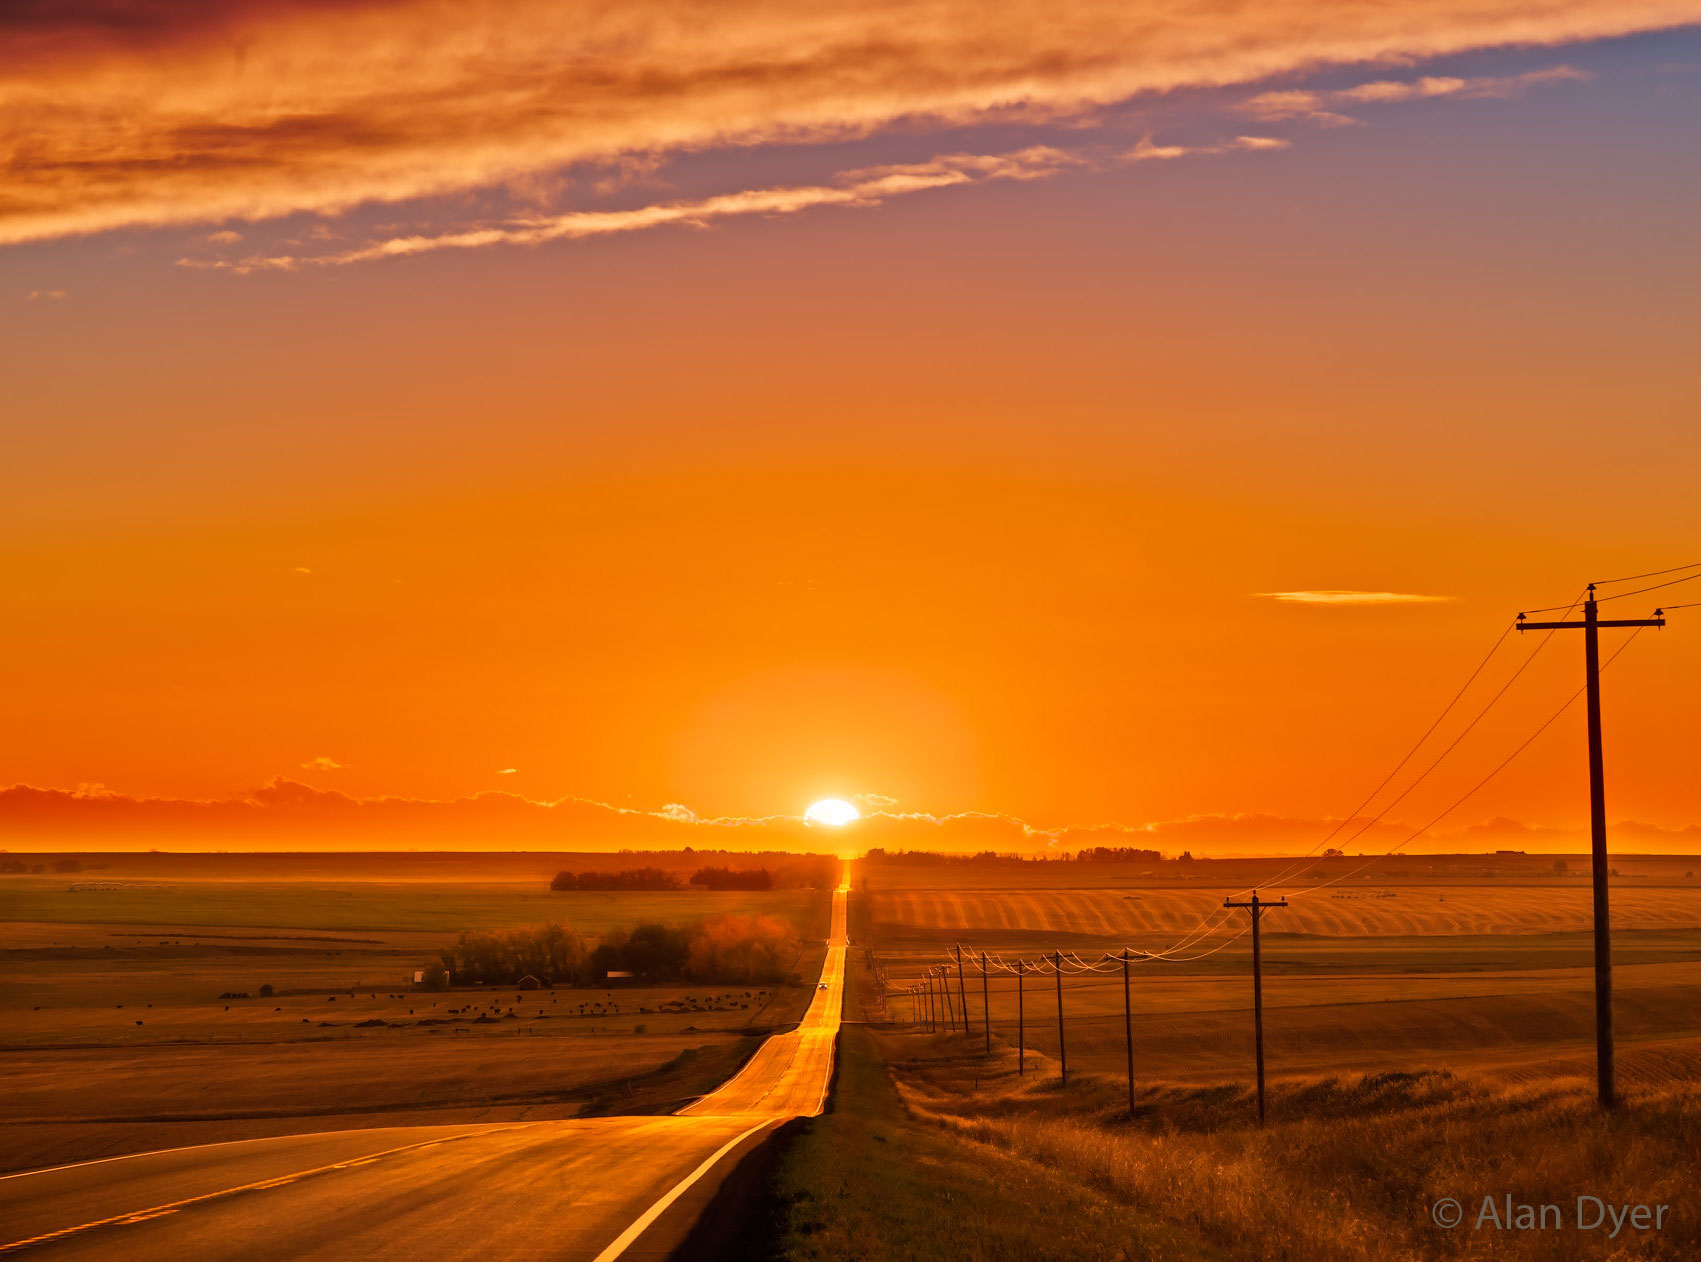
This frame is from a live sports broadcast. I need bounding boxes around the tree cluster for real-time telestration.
[1071,846,1162,863]
[443,922,591,986]
[550,867,680,891]
[432,914,799,988]
[688,865,774,891]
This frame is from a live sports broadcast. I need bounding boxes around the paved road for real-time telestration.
[0,880,849,1260]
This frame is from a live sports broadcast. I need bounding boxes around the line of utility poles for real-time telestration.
[888,576,1675,1119]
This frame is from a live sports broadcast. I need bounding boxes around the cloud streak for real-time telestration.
[1257,591,1455,605]
[3,0,1696,247]
[1242,64,1591,126]
[180,138,1291,269]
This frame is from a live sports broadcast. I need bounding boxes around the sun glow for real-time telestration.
[804,798,860,827]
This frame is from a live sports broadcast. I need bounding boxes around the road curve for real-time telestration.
[0,878,850,1260]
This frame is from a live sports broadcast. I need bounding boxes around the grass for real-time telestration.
[747,1024,1223,1261]
[891,1033,1701,1261]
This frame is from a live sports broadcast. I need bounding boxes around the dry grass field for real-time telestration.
[0,864,832,1174]
[868,857,1701,1094]
[756,917,1701,1262]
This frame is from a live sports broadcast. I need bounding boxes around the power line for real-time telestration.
[1593,561,1701,585]
[1135,611,1541,959]
[1247,596,1580,896]
[1289,625,1649,898]
[1596,571,1701,604]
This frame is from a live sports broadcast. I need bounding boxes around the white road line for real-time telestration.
[588,1120,774,1262]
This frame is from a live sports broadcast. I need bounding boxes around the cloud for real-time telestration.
[180,146,1089,270]
[496,767,518,775]
[1242,64,1590,126]
[300,755,345,771]
[1256,590,1455,605]
[2,779,1697,855]
[177,138,1298,270]
[853,792,900,810]
[26,289,67,300]
[204,229,243,244]
[290,565,314,575]
[0,1,1686,247]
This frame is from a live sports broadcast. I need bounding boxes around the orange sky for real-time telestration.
[3,2,1701,852]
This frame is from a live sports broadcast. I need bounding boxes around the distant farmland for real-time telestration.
[868,858,1701,1094]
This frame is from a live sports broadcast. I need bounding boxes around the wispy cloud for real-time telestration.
[1242,65,1590,127]
[0,1,1683,248]
[26,289,67,300]
[300,755,345,771]
[1256,590,1455,605]
[180,138,1292,270]
[853,792,900,810]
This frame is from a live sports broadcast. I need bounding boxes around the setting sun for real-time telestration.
[804,799,861,827]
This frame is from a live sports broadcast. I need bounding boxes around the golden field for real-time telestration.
[0,866,831,1174]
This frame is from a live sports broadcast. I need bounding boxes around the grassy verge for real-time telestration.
[745,1023,1222,1261]
[891,1037,1701,1262]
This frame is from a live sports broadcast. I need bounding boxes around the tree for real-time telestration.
[420,961,450,991]
[1553,858,1569,875]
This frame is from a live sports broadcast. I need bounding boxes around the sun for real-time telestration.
[804,798,860,827]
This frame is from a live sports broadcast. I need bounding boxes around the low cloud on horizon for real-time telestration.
[3,780,1696,856]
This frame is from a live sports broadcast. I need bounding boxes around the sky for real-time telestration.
[3,1,1701,852]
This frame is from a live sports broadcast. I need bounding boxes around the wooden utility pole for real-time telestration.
[1054,951,1068,1085]
[980,952,992,1054]
[1518,586,1665,1110]
[1016,961,1026,1076]
[1121,949,1135,1116]
[955,946,970,1036]
[938,966,954,1030]
[1224,892,1286,1126]
[924,972,936,1032]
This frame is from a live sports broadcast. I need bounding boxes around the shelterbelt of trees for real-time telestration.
[422,913,801,989]
[549,858,836,891]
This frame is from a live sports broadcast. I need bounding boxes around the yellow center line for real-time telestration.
[0,1130,512,1255]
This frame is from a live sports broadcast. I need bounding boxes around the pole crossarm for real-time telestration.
[1519,618,1663,630]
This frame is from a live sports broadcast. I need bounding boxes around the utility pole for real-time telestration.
[1054,951,1068,1086]
[1016,961,1026,1076]
[927,970,939,1032]
[955,945,970,1036]
[1121,948,1135,1116]
[981,951,992,1055]
[1224,892,1287,1126]
[1518,586,1665,1110]
[940,967,955,1030]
